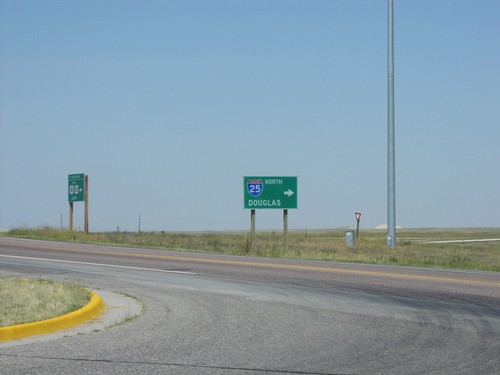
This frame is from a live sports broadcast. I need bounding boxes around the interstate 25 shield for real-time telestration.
[247,179,263,197]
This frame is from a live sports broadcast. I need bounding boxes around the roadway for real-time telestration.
[1,237,499,374]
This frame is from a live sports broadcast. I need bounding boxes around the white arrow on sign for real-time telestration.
[284,189,294,197]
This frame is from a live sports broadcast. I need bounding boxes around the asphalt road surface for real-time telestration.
[1,237,499,374]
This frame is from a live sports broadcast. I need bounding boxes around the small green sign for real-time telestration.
[244,176,297,209]
[68,173,85,202]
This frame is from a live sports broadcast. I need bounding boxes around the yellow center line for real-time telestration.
[6,240,500,286]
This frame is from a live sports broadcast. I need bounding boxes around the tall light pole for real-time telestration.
[387,0,396,247]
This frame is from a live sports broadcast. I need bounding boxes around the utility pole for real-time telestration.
[387,0,397,247]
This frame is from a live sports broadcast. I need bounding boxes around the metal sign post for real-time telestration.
[355,211,362,238]
[69,202,74,231]
[283,209,289,256]
[250,209,256,254]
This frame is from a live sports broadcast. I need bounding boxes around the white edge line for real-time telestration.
[423,238,500,244]
[0,254,197,275]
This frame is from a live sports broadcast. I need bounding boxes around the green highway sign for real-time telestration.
[68,173,85,202]
[244,176,297,209]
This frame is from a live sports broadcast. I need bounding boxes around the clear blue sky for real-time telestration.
[1,0,499,232]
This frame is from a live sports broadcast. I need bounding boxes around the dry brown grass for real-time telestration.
[4,227,500,271]
[0,278,90,327]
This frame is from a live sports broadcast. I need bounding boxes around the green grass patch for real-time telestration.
[0,278,91,327]
[3,226,500,272]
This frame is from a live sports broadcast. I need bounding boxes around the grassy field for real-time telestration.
[0,278,90,327]
[3,226,500,272]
